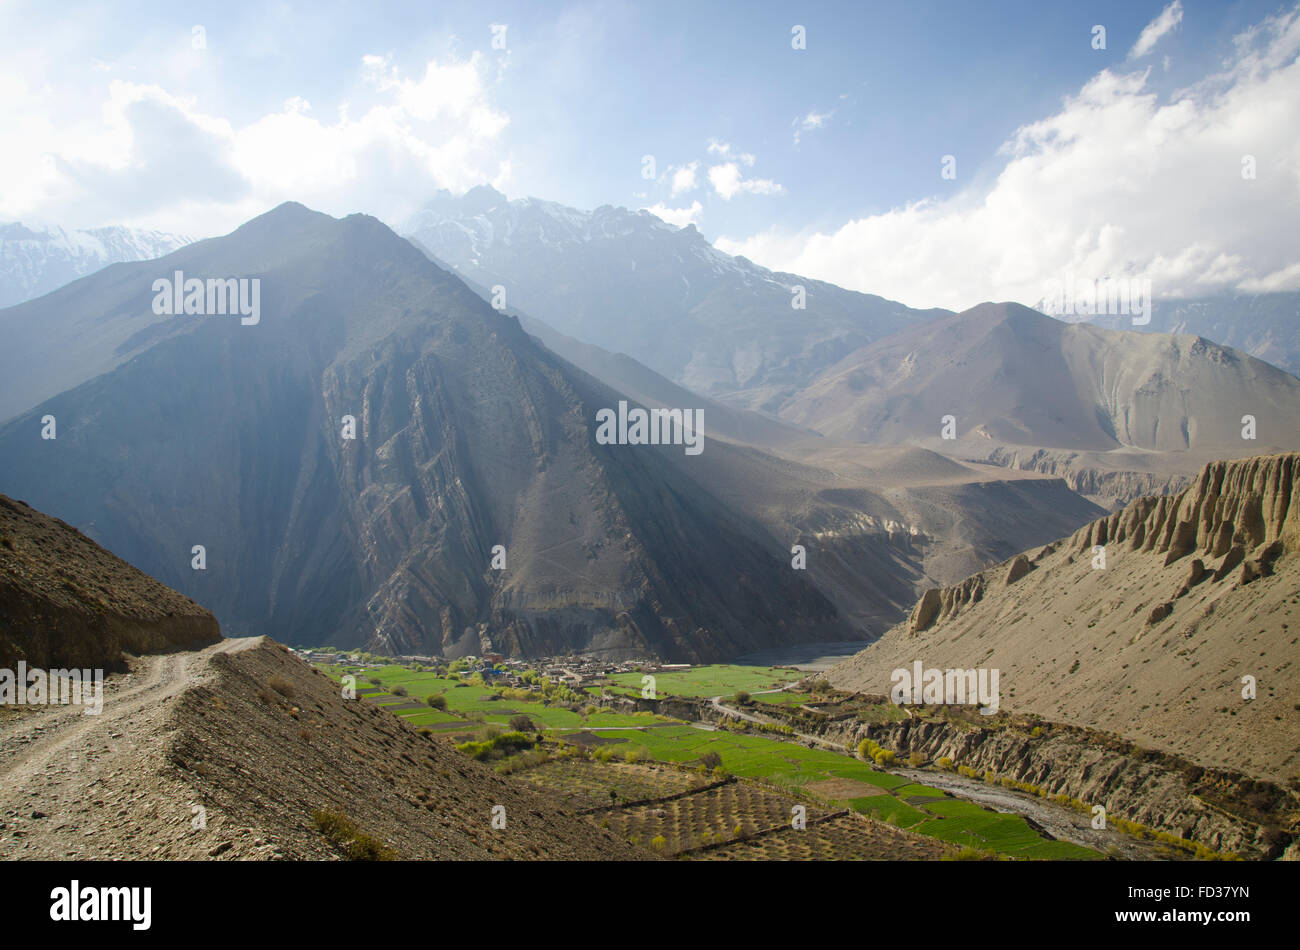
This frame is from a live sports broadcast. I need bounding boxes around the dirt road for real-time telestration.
[0,638,257,860]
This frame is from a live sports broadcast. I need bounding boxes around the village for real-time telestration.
[291,646,691,691]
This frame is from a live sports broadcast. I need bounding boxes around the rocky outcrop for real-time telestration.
[984,447,1195,509]
[830,453,1300,786]
[1069,453,1300,563]
[903,454,1300,621]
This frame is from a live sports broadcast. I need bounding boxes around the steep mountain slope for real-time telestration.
[1071,291,1300,378]
[0,220,192,312]
[781,302,1300,507]
[0,203,863,662]
[0,493,219,670]
[391,266,1106,633]
[403,186,950,412]
[827,453,1300,784]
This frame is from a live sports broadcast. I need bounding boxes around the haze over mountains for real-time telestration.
[3,193,1299,662]
[0,203,1109,661]
[0,202,875,662]
[404,185,951,413]
[1065,292,1300,379]
[403,189,1300,509]
[0,221,192,311]
[778,302,1300,504]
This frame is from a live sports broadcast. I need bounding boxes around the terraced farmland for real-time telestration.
[556,725,1101,860]
[695,812,954,861]
[596,779,824,853]
[511,758,704,811]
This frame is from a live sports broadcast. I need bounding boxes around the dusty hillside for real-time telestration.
[500,306,1107,632]
[0,493,219,669]
[0,635,644,860]
[781,302,1300,507]
[828,453,1300,784]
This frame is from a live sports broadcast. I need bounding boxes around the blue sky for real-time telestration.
[1,0,1297,308]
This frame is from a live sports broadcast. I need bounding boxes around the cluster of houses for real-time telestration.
[293,646,692,690]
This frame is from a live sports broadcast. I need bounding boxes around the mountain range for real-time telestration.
[0,204,1110,661]
[2,195,1299,663]
[403,185,951,413]
[0,221,192,311]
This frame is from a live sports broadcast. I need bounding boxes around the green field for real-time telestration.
[560,724,1100,860]
[318,662,1099,860]
[320,664,668,732]
[604,664,805,699]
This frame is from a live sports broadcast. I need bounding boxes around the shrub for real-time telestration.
[311,809,398,861]
[267,675,295,698]
[426,694,447,710]
[650,835,667,850]
[509,714,534,732]
[936,757,954,771]
[909,752,926,768]
[698,751,723,771]
[456,740,494,761]
[943,846,989,861]
[391,684,408,697]
[492,731,535,754]
[734,691,751,705]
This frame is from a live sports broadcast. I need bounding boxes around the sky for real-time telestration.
[1,0,1297,310]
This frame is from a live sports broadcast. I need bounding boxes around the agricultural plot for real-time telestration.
[604,664,804,699]
[566,725,1100,860]
[316,664,664,733]
[694,812,955,861]
[511,758,703,811]
[600,780,832,854]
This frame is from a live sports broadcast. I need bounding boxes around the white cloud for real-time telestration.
[670,161,699,196]
[1131,1,1183,59]
[708,162,783,200]
[0,53,511,235]
[793,110,832,145]
[641,200,702,228]
[705,140,755,166]
[716,7,1300,310]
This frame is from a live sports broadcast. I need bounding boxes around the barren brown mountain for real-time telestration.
[828,453,1300,785]
[782,302,1300,507]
